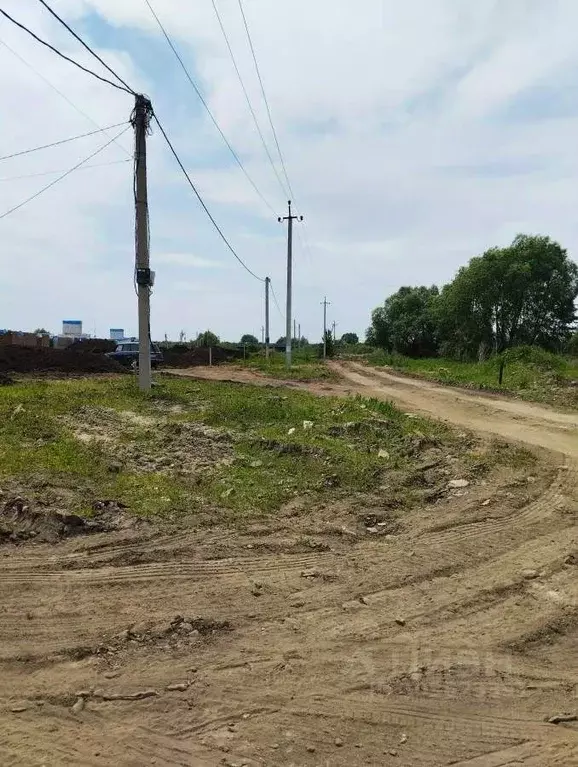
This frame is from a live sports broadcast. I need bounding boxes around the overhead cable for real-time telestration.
[0,122,128,162]
[0,125,130,220]
[269,281,284,320]
[0,8,134,95]
[209,0,288,198]
[0,158,130,182]
[153,114,264,282]
[37,0,136,94]
[142,0,276,216]
[236,0,295,200]
[0,38,132,157]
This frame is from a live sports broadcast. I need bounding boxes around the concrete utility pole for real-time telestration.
[321,296,331,359]
[293,319,297,344]
[332,320,337,341]
[132,94,154,392]
[264,276,271,359]
[261,325,265,344]
[278,201,303,368]
[298,323,301,348]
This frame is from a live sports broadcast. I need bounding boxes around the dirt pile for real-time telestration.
[0,497,135,543]
[70,338,116,354]
[162,345,243,367]
[0,345,126,375]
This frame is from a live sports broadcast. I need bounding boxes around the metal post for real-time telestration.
[298,323,301,348]
[132,94,154,392]
[278,201,303,368]
[209,346,212,366]
[265,276,270,359]
[321,296,330,360]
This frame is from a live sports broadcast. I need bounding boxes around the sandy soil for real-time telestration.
[1,363,578,766]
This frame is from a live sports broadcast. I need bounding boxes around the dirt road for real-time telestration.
[1,363,578,766]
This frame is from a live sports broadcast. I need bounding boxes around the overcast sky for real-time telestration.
[1,0,577,342]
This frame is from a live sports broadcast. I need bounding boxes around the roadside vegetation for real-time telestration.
[234,348,336,381]
[0,376,531,527]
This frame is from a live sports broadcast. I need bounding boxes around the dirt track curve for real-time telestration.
[1,362,578,766]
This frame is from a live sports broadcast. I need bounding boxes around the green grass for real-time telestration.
[0,375,532,523]
[365,347,578,409]
[233,349,336,382]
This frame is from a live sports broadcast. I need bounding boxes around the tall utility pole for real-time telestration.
[261,325,265,344]
[278,201,303,368]
[132,94,154,392]
[321,296,330,359]
[293,319,297,344]
[298,323,301,347]
[332,320,337,341]
[264,276,271,359]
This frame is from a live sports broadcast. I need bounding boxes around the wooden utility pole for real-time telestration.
[132,94,154,391]
[264,276,271,359]
[321,296,330,359]
[278,201,303,368]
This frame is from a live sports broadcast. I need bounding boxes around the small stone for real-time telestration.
[335,738,344,747]
[306,745,316,753]
[108,462,122,474]
[522,569,540,580]
[300,569,320,578]
[395,617,406,626]
[448,479,469,489]
[399,733,408,744]
[104,671,120,679]
[71,698,85,715]
[377,448,390,459]
[366,526,379,534]
[388,749,398,756]
[358,596,369,605]
[250,460,263,468]
[166,682,189,692]
[302,420,314,430]
[271,743,279,749]
[548,713,577,724]
[288,427,296,436]
[75,690,92,698]
[291,599,305,608]
[481,499,491,506]
[564,554,577,566]
[10,705,28,713]
[180,622,194,633]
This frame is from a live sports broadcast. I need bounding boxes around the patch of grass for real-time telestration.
[0,376,530,523]
[365,348,578,409]
[234,349,336,382]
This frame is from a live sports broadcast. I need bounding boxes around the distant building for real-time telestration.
[62,320,82,337]
[110,328,125,341]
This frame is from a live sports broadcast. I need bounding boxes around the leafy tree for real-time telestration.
[319,329,334,358]
[437,234,578,356]
[196,330,220,347]
[340,332,359,345]
[34,327,50,335]
[368,286,439,357]
[240,334,259,346]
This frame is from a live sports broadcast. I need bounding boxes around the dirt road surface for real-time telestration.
[2,363,578,766]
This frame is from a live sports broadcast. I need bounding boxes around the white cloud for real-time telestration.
[1,0,578,341]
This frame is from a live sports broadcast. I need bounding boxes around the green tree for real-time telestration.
[319,329,335,358]
[437,234,578,356]
[34,327,50,335]
[196,330,220,347]
[240,334,259,346]
[368,286,439,356]
[340,332,359,345]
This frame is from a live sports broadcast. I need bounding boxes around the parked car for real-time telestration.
[106,339,164,368]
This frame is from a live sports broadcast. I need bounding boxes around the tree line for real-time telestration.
[367,234,578,360]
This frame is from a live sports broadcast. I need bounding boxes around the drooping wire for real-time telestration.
[143,0,277,217]
[153,113,264,282]
[0,38,132,158]
[209,0,288,199]
[0,158,130,182]
[0,125,130,220]
[236,0,294,200]
[0,122,128,162]
[0,8,134,95]
[36,0,136,94]
[269,281,285,321]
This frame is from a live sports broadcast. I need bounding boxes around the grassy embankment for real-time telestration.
[0,375,530,522]
[365,346,578,409]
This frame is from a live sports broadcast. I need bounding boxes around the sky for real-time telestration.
[1,0,578,342]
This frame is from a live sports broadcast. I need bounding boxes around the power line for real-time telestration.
[0,122,127,162]
[0,37,132,158]
[270,281,284,320]
[153,114,264,282]
[236,0,295,200]
[37,0,136,94]
[142,0,276,216]
[0,8,133,95]
[0,158,130,182]
[209,0,288,198]
[0,125,130,220]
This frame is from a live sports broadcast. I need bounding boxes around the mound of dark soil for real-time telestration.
[0,497,136,543]
[0,346,126,375]
[70,338,116,354]
[162,345,243,367]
